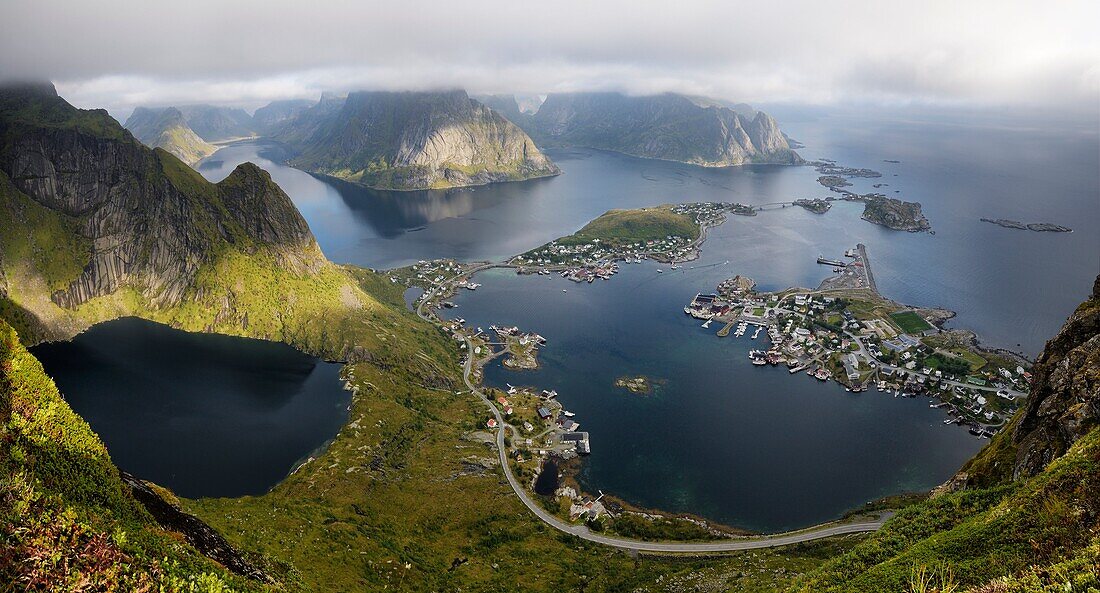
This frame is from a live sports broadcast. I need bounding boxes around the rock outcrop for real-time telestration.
[524,92,802,166]
[0,82,323,309]
[273,89,560,190]
[1011,275,1100,478]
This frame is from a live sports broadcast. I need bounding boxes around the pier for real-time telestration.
[857,243,878,292]
[817,256,848,267]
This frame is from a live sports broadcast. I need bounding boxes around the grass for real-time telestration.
[793,425,1100,592]
[889,311,933,334]
[559,206,699,247]
[0,317,262,591]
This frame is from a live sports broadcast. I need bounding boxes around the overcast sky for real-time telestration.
[2,0,1097,118]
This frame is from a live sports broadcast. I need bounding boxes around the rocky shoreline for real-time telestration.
[980,218,1072,233]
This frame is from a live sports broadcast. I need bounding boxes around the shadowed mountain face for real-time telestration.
[252,99,314,134]
[1,83,321,316]
[523,91,802,167]
[271,89,560,190]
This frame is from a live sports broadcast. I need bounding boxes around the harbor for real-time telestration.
[682,245,1028,438]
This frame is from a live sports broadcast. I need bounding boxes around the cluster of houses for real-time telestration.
[682,281,1029,435]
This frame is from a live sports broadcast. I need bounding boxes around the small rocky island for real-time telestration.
[793,198,832,214]
[860,196,931,232]
[816,175,852,188]
[615,375,654,395]
[980,218,1072,233]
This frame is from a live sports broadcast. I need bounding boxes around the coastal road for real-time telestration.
[455,334,890,553]
[415,263,891,553]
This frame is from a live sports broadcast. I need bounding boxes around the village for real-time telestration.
[683,245,1031,438]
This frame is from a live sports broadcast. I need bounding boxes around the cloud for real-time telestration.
[2,0,1097,116]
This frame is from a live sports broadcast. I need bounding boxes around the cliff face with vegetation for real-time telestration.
[0,83,390,361]
[525,92,802,167]
[794,276,1100,592]
[274,89,560,190]
[123,106,218,166]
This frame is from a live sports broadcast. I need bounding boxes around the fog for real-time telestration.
[2,0,1097,117]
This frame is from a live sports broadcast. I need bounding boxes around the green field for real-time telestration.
[889,310,933,333]
[559,206,699,247]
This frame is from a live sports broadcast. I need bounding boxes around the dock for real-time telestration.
[816,256,847,267]
[856,243,878,292]
[717,321,735,337]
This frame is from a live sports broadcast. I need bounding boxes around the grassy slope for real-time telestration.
[559,206,700,247]
[0,318,263,591]
[793,425,1100,592]
[155,124,218,166]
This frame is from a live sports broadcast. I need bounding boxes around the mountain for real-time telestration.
[173,104,256,141]
[252,98,314,134]
[122,106,218,165]
[473,93,529,124]
[0,82,383,359]
[273,89,559,190]
[525,91,802,166]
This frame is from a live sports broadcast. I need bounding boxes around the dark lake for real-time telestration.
[32,317,350,498]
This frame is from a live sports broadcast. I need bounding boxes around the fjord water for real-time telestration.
[200,107,1099,355]
[177,106,1097,527]
[32,318,349,498]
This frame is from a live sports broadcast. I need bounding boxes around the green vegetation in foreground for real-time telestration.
[558,206,699,248]
[793,424,1100,592]
[0,318,263,591]
[889,310,933,333]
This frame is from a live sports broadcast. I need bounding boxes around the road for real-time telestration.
[455,335,889,552]
[412,264,890,552]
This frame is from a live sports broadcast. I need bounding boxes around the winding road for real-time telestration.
[415,267,892,553]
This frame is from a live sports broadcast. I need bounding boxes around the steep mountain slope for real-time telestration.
[252,98,313,135]
[274,89,560,190]
[793,277,1100,592]
[473,93,530,125]
[0,82,389,361]
[123,106,218,165]
[0,317,274,590]
[173,104,255,141]
[526,92,802,166]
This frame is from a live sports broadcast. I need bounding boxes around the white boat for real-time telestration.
[563,411,576,417]
[702,320,712,328]
[657,269,664,273]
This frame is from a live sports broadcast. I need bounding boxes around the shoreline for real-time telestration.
[404,198,1029,539]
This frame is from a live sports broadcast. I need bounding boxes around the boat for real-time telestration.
[563,411,576,417]
[702,319,712,328]
[753,358,767,366]
[657,269,664,273]
[562,289,567,292]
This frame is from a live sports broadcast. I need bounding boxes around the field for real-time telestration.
[559,206,699,247]
[889,310,933,333]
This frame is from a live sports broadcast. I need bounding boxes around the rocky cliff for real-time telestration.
[123,106,218,165]
[274,89,559,190]
[525,92,802,166]
[0,83,325,329]
[1010,275,1100,477]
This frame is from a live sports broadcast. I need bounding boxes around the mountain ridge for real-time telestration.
[272,89,560,190]
[522,91,802,167]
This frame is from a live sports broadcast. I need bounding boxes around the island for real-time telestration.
[615,375,654,394]
[859,195,931,232]
[816,175,852,188]
[513,203,727,274]
[793,198,832,214]
[980,218,1072,233]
